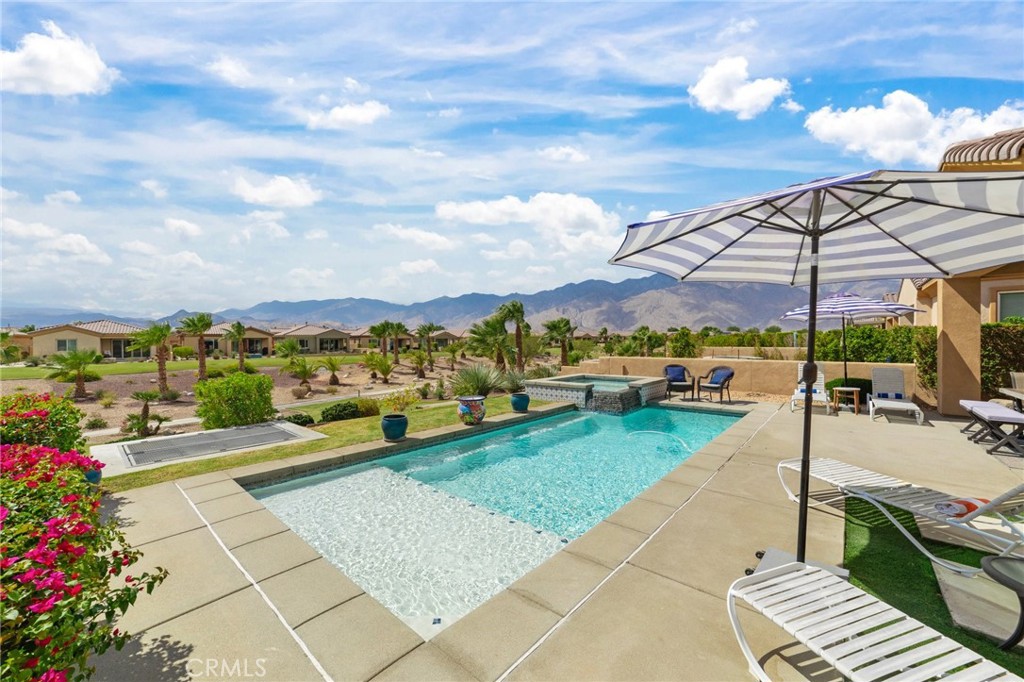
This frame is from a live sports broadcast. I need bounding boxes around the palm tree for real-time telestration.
[542,317,575,366]
[498,300,528,372]
[46,348,104,398]
[318,355,344,385]
[284,357,317,386]
[129,322,173,394]
[466,316,514,371]
[405,349,428,379]
[415,322,444,370]
[363,352,395,383]
[369,321,393,356]
[179,313,213,380]
[1,331,21,364]
[390,322,410,364]
[222,321,248,372]
[632,326,651,357]
[275,338,302,362]
[444,341,464,370]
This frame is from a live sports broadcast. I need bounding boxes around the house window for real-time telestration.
[298,339,310,352]
[110,339,149,359]
[998,291,1024,321]
[319,338,341,352]
[56,339,78,352]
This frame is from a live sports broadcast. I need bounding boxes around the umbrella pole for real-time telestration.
[797,202,823,564]
[842,316,849,385]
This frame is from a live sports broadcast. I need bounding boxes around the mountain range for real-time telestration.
[3,275,902,332]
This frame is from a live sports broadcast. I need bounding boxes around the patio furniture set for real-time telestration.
[663,364,734,403]
[959,372,1024,457]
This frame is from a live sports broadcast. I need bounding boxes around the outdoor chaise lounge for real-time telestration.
[789,362,832,415]
[663,364,694,400]
[868,367,924,425]
[959,399,1024,457]
[727,562,1022,682]
[777,457,1024,575]
[698,365,734,403]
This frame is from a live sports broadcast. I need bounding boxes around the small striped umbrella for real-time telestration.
[780,292,923,385]
[610,169,1024,563]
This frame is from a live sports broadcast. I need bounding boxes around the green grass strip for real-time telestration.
[844,497,1023,672]
[102,396,534,493]
[0,354,366,380]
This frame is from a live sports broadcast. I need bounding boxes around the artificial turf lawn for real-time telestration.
[844,498,1023,673]
[101,395,533,493]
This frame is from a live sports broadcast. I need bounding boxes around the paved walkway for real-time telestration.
[93,401,1022,681]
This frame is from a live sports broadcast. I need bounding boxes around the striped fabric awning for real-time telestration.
[610,170,1024,286]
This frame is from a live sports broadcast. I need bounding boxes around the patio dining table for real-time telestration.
[999,387,1024,412]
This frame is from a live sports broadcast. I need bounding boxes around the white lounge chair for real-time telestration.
[963,402,1024,457]
[778,457,1024,575]
[728,562,1022,682]
[868,367,924,425]
[789,362,832,415]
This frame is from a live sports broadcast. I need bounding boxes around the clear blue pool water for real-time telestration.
[561,376,638,392]
[252,406,739,636]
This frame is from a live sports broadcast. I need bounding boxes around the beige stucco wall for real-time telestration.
[981,271,1024,322]
[573,356,917,399]
[936,279,982,415]
[30,330,102,357]
[701,346,805,360]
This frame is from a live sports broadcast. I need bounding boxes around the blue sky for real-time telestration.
[2,2,1022,316]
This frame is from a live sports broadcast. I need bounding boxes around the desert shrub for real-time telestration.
[195,373,275,429]
[503,370,526,393]
[434,377,447,400]
[0,443,166,682]
[99,395,116,408]
[206,368,226,379]
[325,386,339,395]
[22,356,42,367]
[381,387,420,414]
[526,364,560,379]
[224,361,258,375]
[158,389,180,402]
[824,377,872,403]
[211,349,223,360]
[320,401,360,423]
[53,369,101,384]
[171,346,195,359]
[981,323,1024,397]
[0,392,85,452]
[451,364,503,398]
[353,398,380,417]
[283,413,314,427]
[667,329,702,358]
[416,383,431,399]
[83,416,109,430]
[290,386,310,399]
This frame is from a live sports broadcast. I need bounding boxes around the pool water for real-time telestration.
[252,406,739,637]
[561,377,637,392]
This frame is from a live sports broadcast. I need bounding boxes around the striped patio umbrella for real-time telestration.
[610,169,1024,563]
[780,292,923,385]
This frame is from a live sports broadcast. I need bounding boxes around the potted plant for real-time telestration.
[504,370,530,413]
[380,386,419,441]
[452,364,502,425]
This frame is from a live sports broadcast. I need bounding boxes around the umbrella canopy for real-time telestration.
[610,169,1024,563]
[780,292,923,384]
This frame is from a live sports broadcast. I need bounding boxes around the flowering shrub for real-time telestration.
[1,393,85,453]
[1,444,167,682]
[380,386,420,413]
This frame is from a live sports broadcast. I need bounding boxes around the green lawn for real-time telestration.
[102,395,537,493]
[844,498,1022,673]
[0,354,366,380]
[287,395,454,422]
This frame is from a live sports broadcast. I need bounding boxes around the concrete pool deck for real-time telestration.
[93,399,1022,681]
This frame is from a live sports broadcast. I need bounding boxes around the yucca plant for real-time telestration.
[503,369,526,393]
[451,363,503,398]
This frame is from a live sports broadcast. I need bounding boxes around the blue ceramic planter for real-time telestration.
[84,469,103,485]
[510,392,530,413]
[381,413,409,442]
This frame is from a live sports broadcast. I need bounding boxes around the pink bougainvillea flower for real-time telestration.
[27,594,60,613]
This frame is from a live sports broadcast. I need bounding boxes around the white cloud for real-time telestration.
[470,232,498,244]
[304,228,328,240]
[481,238,537,260]
[140,180,167,199]
[288,267,336,284]
[716,18,758,41]
[437,107,462,118]
[370,223,457,250]
[645,210,671,222]
[781,99,804,113]
[207,56,253,87]
[436,192,621,255]
[343,77,369,94]
[232,210,291,244]
[688,56,791,120]
[525,265,555,275]
[2,216,60,239]
[306,100,391,129]
[805,91,1024,166]
[411,146,445,158]
[44,233,112,264]
[1,21,120,96]
[44,190,81,205]
[0,187,20,202]
[232,175,323,207]
[379,258,445,287]
[539,145,590,163]
[122,240,210,270]
[122,240,159,256]
[164,218,202,238]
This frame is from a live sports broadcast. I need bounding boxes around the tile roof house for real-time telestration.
[274,324,351,353]
[175,322,276,357]
[28,320,147,359]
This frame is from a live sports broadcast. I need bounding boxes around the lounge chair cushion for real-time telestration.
[875,391,903,399]
[665,366,687,382]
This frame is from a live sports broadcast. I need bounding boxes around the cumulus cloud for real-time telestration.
[481,238,537,261]
[140,179,167,199]
[2,216,60,239]
[645,210,671,222]
[379,258,445,287]
[411,147,445,158]
[436,192,621,255]
[470,232,498,244]
[525,265,555,275]
[304,228,328,240]
[44,233,112,264]
[539,145,590,163]
[0,187,20,202]
[306,101,391,129]
[437,107,462,118]
[716,17,758,41]
[1,21,120,96]
[206,56,253,87]
[343,77,369,94]
[370,223,457,250]
[688,56,790,120]
[781,99,804,113]
[123,240,210,270]
[288,267,336,284]
[232,175,323,207]
[164,218,202,238]
[44,190,81,205]
[232,210,291,244]
[805,91,1024,166]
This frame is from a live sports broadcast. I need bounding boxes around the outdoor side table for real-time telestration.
[981,555,1024,650]
[831,387,860,415]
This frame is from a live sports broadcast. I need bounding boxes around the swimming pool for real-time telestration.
[559,376,637,391]
[252,406,739,637]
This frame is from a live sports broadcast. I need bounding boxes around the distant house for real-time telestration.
[28,320,147,359]
[347,327,415,353]
[428,329,462,349]
[274,324,351,353]
[1,327,33,358]
[176,322,275,357]
[573,329,601,342]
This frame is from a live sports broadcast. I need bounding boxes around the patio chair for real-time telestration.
[663,364,694,400]
[868,367,924,425]
[698,366,734,403]
[789,362,832,415]
[777,457,1024,575]
[727,562,1021,682]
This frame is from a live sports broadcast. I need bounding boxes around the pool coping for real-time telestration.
[162,398,768,680]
